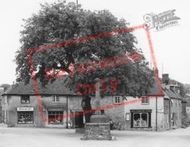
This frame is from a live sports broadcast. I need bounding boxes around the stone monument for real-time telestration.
[81,78,112,140]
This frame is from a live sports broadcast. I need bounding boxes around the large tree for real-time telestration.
[16,1,154,122]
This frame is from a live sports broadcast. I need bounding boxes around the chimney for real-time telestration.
[162,74,169,84]
[153,67,159,78]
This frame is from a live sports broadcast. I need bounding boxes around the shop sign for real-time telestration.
[17,107,34,111]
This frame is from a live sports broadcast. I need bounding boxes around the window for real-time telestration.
[17,111,33,124]
[170,86,175,91]
[133,113,150,127]
[101,110,105,114]
[48,111,63,124]
[53,96,60,102]
[131,110,151,128]
[21,95,30,104]
[114,96,122,104]
[141,97,149,104]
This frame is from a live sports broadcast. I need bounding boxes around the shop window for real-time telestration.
[21,95,30,104]
[17,111,33,124]
[48,111,63,124]
[53,96,60,102]
[132,112,151,128]
[141,97,149,104]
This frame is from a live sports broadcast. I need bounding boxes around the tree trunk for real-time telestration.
[81,95,93,123]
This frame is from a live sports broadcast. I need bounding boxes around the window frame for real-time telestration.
[141,96,149,105]
[48,111,64,124]
[114,96,122,104]
[20,95,30,104]
[17,111,34,124]
[132,112,150,128]
[131,110,152,128]
[53,95,60,102]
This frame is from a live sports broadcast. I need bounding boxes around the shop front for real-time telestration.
[47,110,64,125]
[17,107,34,125]
[130,109,152,128]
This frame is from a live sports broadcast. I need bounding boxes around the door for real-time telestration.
[74,111,84,128]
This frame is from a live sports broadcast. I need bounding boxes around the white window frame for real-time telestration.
[133,112,149,128]
[114,96,122,104]
[53,96,60,102]
[141,96,149,104]
[21,95,30,104]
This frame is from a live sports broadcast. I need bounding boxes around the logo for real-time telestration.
[143,9,180,31]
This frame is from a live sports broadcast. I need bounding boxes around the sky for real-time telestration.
[0,0,189,85]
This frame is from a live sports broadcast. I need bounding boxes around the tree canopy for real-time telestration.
[16,1,154,97]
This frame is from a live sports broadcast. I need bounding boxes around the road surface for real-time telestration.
[0,126,190,147]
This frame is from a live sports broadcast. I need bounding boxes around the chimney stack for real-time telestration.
[162,74,169,85]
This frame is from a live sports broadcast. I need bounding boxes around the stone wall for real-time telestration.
[82,123,112,140]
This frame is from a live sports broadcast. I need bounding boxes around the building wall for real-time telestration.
[2,94,182,131]
[170,98,182,128]
[0,97,2,123]
[2,95,163,130]
[186,107,190,117]
[92,96,125,130]
[123,96,165,131]
[91,95,168,131]
[3,95,44,127]
[3,95,83,127]
[182,101,187,116]
[0,88,4,123]
[94,96,183,131]
[68,96,83,111]
[163,99,170,130]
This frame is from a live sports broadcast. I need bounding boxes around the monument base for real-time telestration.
[81,114,113,140]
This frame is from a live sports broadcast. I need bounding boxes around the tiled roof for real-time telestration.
[4,77,164,97]
[164,87,182,100]
[146,80,163,96]
[4,77,76,96]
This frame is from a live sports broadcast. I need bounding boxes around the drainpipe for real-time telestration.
[156,96,158,131]
[4,96,7,124]
[169,99,171,129]
[66,96,69,129]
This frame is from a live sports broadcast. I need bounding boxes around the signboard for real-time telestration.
[17,107,34,111]
[125,113,130,121]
